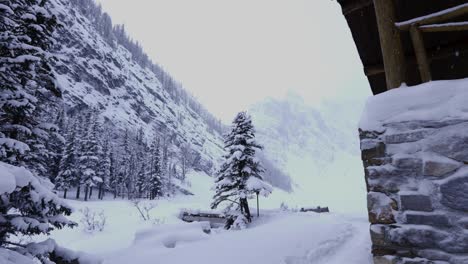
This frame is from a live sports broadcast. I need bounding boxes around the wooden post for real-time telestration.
[256,192,259,217]
[373,0,406,90]
[410,25,432,82]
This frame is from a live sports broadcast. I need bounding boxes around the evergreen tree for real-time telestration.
[117,129,131,198]
[47,109,67,182]
[78,110,102,201]
[211,112,271,224]
[147,139,163,199]
[56,122,79,199]
[97,133,111,199]
[108,148,119,199]
[0,0,76,259]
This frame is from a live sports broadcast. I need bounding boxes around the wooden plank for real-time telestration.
[373,0,406,89]
[364,65,385,76]
[396,3,468,31]
[341,0,373,16]
[420,21,468,32]
[410,25,432,83]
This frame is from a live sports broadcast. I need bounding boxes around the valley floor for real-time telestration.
[39,172,372,264]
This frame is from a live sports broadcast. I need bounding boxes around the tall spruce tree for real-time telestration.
[147,139,163,199]
[98,134,111,199]
[0,0,76,260]
[78,110,103,201]
[211,112,271,224]
[56,122,79,199]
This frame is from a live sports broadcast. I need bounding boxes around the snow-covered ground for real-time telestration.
[39,171,371,264]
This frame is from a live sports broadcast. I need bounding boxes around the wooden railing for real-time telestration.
[395,3,468,83]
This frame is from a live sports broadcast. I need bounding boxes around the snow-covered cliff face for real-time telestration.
[48,0,224,171]
[250,93,368,213]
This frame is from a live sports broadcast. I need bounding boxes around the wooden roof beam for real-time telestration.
[396,3,468,31]
[341,0,373,16]
[420,22,468,32]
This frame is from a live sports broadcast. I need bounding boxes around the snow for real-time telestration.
[0,4,14,14]
[0,138,30,155]
[0,248,35,264]
[395,3,468,27]
[360,78,468,131]
[420,21,468,29]
[0,165,16,194]
[108,213,371,264]
[246,176,273,196]
[39,171,371,264]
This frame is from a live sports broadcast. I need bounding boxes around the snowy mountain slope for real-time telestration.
[250,93,368,213]
[48,0,224,171]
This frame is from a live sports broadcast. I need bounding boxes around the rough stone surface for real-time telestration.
[427,135,468,163]
[368,192,397,224]
[423,158,461,177]
[361,119,468,263]
[405,213,451,227]
[400,194,433,212]
[440,176,468,212]
[385,131,428,144]
[370,225,388,247]
[363,142,386,161]
[400,258,435,264]
[392,157,423,176]
[374,256,398,264]
[458,219,468,229]
[389,227,448,249]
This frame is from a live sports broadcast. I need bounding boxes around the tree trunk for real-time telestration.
[240,197,251,222]
[89,187,93,199]
[63,189,68,199]
[114,190,117,199]
[84,185,89,201]
[76,186,81,199]
[98,184,103,200]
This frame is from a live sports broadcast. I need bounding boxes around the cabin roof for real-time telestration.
[337,0,468,95]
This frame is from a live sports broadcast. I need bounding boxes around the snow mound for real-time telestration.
[360,78,468,131]
[134,222,210,248]
[0,249,34,264]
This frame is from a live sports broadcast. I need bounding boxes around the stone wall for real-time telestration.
[361,119,468,264]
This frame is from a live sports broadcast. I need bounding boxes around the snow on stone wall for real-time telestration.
[359,79,468,264]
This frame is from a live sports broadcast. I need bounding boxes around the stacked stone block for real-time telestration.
[360,120,468,264]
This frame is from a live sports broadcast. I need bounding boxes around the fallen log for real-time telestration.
[179,209,226,228]
[300,206,330,213]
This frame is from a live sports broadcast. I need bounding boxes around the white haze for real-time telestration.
[95,0,372,123]
[94,0,372,213]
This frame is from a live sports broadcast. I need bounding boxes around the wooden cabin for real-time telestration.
[336,0,468,95]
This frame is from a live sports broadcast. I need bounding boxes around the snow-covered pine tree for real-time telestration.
[117,129,131,198]
[147,139,163,199]
[0,0,76,260]
[97,133,111,199]
[56,122,79,199]
[47,109,67,183]
[160,135,171,196]
[211,112,272,224]
[108,148,119,199]
[78,110,103,201]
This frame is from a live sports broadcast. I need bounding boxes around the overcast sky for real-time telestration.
[96,0,371,122]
